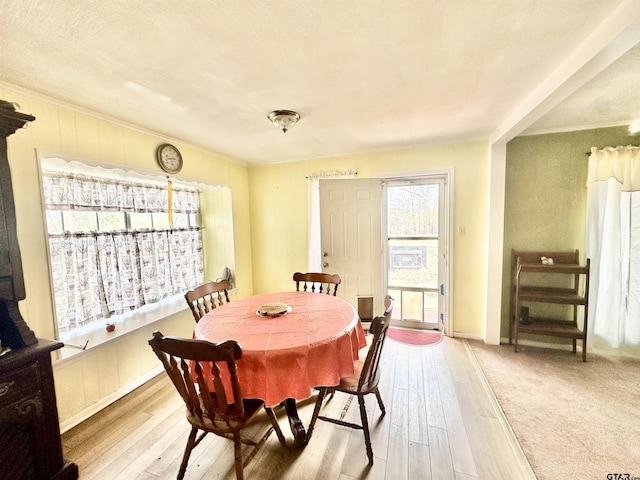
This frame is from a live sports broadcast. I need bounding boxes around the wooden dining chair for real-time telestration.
[184,279,230,322]
[293,272,341,296]
[305,295,394,465]
[148,331,285,480]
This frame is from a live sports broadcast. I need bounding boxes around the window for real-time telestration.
[40,158,205,337]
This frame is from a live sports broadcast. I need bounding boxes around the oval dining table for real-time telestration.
[193,290,367,446]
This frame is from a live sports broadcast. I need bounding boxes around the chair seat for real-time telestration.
[188,397,265,433]
[334,359,380,395]
[334,360,363,392]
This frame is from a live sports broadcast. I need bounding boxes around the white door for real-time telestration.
[319,178,384,314]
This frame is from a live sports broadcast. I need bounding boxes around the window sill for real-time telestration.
[55,294,188,363]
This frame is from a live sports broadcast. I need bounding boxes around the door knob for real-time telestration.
[323,262,329,267]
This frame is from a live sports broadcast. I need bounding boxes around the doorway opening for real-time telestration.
[384,175,449,332]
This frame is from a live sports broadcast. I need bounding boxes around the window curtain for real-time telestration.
[97,233,144,315]
[586,145,640,349]
[42,169,203,331]
[307,170,356,271]
[49,235,108,330]
[49,229,204,331]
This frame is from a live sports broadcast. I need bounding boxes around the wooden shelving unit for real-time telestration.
[509,250,590,361]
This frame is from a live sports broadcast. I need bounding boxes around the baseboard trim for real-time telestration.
[59,365,164,434]
[451,331,484,341]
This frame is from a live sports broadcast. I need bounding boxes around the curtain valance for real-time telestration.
[307,169,357,181]
[41,171,200,213]
[587,145,640,192]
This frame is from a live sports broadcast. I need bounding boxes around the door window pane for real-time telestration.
[388,239,438,289]
[424,291,438,324]
[402,290,423,321]
[387,184,439,237]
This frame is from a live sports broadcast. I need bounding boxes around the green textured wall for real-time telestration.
[501,125,634,339]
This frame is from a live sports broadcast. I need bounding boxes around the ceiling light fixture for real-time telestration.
[267,110,300,133]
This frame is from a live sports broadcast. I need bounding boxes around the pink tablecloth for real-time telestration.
[193,291,366,407]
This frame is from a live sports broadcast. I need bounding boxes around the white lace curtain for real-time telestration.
[307,170,356,271]
[586,145,640,349]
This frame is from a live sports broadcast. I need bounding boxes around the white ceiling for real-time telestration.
[1,1,640,166]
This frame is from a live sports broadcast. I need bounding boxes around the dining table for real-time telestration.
[193,290,367,446]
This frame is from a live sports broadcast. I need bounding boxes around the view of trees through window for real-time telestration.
[387,184,439,237]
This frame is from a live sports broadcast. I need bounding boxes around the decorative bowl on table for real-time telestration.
[256,302,290,317]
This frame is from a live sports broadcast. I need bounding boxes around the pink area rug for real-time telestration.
[387,327,442,346]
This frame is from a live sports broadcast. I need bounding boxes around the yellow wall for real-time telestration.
[248,141,490,336]
[3,83,492,427]
[199,186,237,284]
[502,126,633,339]
[2,84,253,426]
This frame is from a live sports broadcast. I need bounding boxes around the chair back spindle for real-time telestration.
[185,279,231,322]
[293,272,341,296]
[149,331,244,424]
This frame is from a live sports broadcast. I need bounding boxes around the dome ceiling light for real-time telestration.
[267,110,300,133]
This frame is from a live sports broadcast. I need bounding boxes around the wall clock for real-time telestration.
[156,143,183,174]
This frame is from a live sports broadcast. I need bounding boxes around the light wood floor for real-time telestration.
[61,337,535,480]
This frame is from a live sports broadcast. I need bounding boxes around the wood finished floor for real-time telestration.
[61,337,535,480]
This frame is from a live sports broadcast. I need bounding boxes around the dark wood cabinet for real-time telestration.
[0,100,37,349]
[0,100,78,478]
[0,339,78,479]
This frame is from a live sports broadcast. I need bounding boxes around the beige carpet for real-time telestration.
[467,340,640,480]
